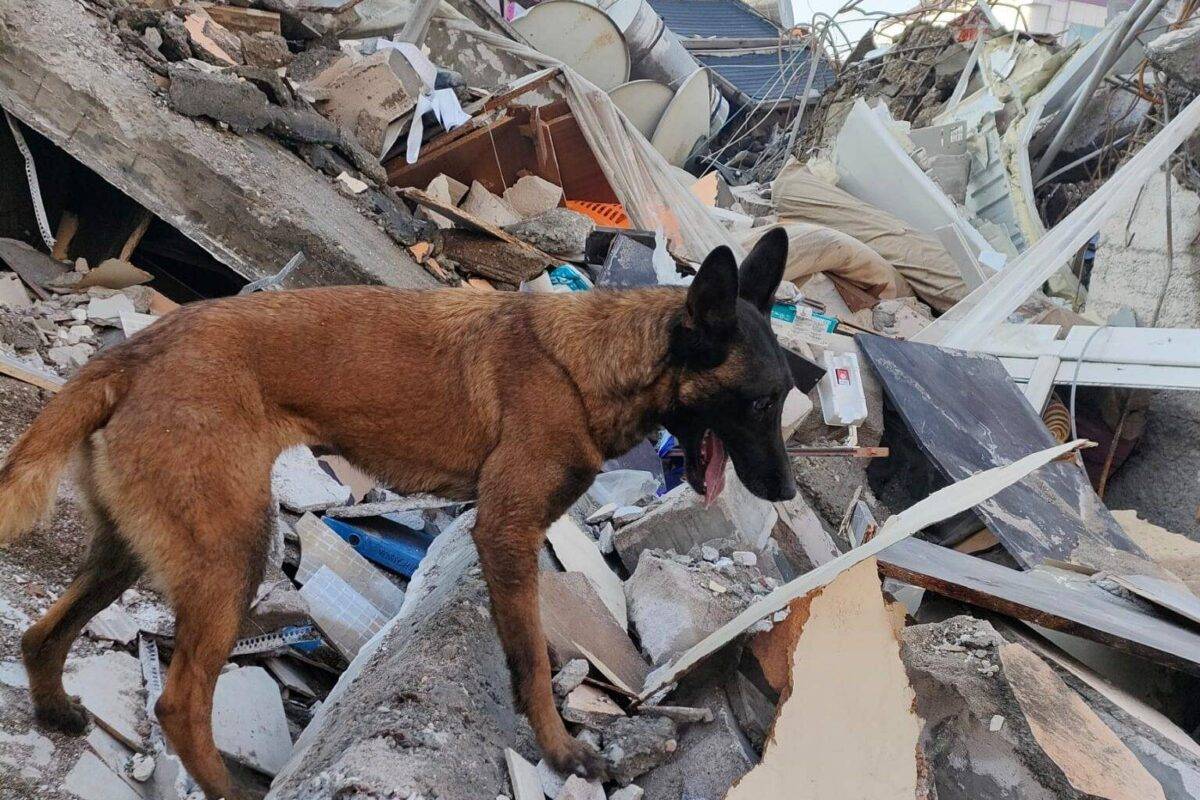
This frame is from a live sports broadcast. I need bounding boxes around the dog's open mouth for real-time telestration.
[694,430,728,507]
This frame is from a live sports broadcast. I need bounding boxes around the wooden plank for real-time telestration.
[201,4,282,35]
[639,440,1086,697]
[858,335,1182,583]
[538,571,649,693]
[0,351,64,392]
[1000,357,1200,391]
[1021,354,1060,412]
[117,209,152,262]
[985,323,1200,368]
[877,537,1200,673]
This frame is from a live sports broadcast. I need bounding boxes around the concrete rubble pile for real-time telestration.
[5,0,1200,798]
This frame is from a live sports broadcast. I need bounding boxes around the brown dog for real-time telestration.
[0,228,795,799]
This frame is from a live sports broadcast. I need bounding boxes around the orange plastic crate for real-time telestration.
[565,200,630,228]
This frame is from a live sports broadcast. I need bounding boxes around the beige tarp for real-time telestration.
[742,223,913,301]
[772,160,968,312]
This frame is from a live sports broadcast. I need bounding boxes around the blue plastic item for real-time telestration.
[320,517,431,577]
[549,265,593,292]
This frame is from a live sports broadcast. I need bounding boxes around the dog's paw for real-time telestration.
[548,736,608,782]
[34,697,90,737]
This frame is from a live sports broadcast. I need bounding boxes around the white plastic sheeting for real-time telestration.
[915,92,1200,349]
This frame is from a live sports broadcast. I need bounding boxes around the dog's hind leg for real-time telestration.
[472,450,606,780]
[154,506,270,800]
[22,485,142,735]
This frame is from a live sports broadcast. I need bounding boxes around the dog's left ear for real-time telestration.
[738,227,789,315]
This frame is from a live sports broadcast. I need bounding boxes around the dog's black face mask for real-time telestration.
[663,228,797,506]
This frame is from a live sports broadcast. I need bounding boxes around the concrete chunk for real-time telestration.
[624,552,753,666]
[613,479,775,572]
[86,294,136,328]
[1147,23,1200,91]
[461,181,522,227]
[168,65,271,134]
[84,604,140,645]
[503,174,564,219]
[602,715,678,785]
[560,775,606,800]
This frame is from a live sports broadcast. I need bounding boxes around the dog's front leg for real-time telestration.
[472,457,606,780]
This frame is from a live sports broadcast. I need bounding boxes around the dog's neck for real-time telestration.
[526,288,687,458]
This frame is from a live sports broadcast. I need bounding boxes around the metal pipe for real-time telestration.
[1033,0,1157,181]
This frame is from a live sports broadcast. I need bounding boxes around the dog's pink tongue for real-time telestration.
[703,434,727,508]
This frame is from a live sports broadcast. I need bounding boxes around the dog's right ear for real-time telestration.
[685,246,738,339]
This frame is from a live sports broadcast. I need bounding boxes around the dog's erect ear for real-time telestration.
[686,246,738,337]
[738,227,788,315]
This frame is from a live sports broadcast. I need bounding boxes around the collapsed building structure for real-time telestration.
[4,0,1200,798]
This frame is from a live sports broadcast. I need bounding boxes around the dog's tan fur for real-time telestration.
[0,284,761,798]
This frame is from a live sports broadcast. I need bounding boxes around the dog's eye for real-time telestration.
[752,396,773,412]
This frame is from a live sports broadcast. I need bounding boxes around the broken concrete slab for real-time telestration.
[602,715,678,785]
[505,747,544,800]
[268,511,535,800]
[1147,23,1200,91]
[559,774,606,800]
[272,446,353,513]
[552,658,590,698]
[625,551,757,666]
[727,559,921,799]
[168,64,271,134]
[613,480,775,572]
[0,0,433,290]
[86,294,136,328]
[0,273,31,310]
[212,665,294,776]
[64,751,142,800]
[63,651,149,751]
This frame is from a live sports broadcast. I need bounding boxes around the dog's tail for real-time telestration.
[0,355,129,544]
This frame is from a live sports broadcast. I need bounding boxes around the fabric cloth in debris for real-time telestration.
[740,223,913,301]
[440,17,740,263]
[771,160,966,312]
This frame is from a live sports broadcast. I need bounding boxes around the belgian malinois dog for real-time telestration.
[0,228,796,798]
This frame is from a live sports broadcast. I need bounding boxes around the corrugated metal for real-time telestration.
[695,47,836,102]
[646,0,779,38]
